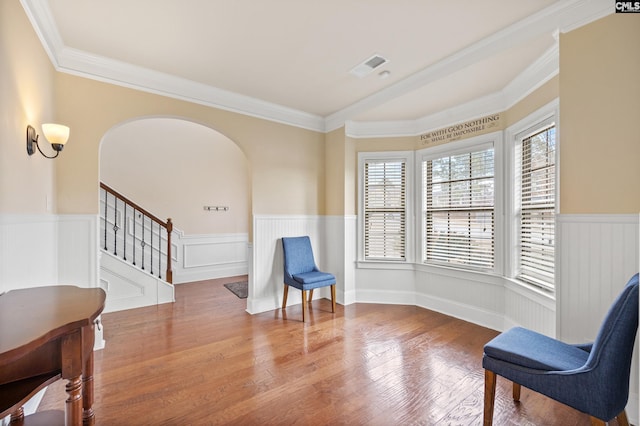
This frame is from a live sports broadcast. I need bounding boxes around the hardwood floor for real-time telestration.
[39,276,595,425]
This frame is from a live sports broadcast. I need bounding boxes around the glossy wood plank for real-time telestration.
[39,276,593,425]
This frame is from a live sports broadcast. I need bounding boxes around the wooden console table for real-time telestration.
[0,286,106,425]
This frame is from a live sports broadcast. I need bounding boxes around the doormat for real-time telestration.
[223,281,248,299]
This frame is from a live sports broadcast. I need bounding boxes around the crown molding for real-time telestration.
[346,92,506,139]
[22,0,611,136]
[19,0,63,67]
[346,44,559,139]
[20,0,326,133]
[57,46,326,132]
[502,44,559,110]
[557,0,612,33]
[330,0,611,133]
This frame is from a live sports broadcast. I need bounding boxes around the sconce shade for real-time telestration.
[26,123,70,158]
[42,123,70,148]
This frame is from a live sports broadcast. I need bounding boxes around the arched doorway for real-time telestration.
[98,117,251,310]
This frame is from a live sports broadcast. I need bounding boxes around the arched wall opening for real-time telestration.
[98,116,251,284]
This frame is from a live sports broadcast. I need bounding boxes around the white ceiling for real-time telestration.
[22,0,611,134]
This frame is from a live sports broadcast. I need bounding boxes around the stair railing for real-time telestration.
[100,182,173,283]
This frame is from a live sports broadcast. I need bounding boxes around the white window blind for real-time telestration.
[364,160,406,260]
[517,126,556,289]
[423,145,494,269]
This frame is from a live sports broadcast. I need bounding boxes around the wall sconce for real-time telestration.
[26,124,70,159]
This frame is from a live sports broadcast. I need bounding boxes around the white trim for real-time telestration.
[416,291,505,332]
[357,151,415,264]
[21,0,611,134]
[173,232,249,284]
[504,99,559,281]
[557,214,640,224]
[504,277,556,310]
[502,44,559,110]
[416,132,504,275]
[60,47,326,133]
[345,43,559,139]
[329,0,599,132]
[356,261,415,271]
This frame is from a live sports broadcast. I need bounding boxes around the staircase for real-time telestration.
[99,183,175,313]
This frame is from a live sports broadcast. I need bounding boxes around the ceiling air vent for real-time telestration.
[349,54,389,78]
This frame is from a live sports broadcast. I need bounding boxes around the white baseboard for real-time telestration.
[415,292,504,332]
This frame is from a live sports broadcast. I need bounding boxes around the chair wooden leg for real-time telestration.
[483,370,497,426]
[282,285,289,309]
[308,289,314,303]
[301,290,307,322]
[512,382,521,402]
[589,417,606,426]
[616,410,630,426]
[330,284,336,313]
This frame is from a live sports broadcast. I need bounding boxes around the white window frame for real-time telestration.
[505,99,559,291]
[357,151,414,264]
[417,132,504,275]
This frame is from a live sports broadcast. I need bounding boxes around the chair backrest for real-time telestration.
[282,236,317,277]
[584,273,639,414]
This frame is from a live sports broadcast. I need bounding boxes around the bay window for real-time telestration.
[422,142,495,270]
[357,102,557,293]
[360,153,410,261]
[515,124,556,289]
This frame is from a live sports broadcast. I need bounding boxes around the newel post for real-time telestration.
[166,218,173,284]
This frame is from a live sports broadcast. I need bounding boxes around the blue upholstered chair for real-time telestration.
[281,236,336,322]
[483,273,639,426]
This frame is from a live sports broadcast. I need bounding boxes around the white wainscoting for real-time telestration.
[0,213,100,292]
[356,263,507,331]
[556,214,639,341]
[249,215,356,314]
[172,232,248,284]
[0,214,58,292]
[415,267,506,332]
[249,215,326,314]
[100,251,174,313]
[556,214,639,423]
[503,280,556,336]
[0,213,104,349]
[58,214,100,288]
[325,215,357,305]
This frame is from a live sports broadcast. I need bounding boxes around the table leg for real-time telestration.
[65,376,83,425]
[62,329,83,426]
[10,407,24,423]
[82,325,96,426]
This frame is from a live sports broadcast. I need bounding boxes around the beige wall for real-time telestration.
[53,74,326,217]
[0,0,57,213]
[325,128,346,216]
[560,14,640,214]
[4,0,638,225]
[354,136,417,153]
[100,118,250,235]
[504,76,559,127]
[325,127,356,216]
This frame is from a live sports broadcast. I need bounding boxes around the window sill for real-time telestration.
[356,261,556,303]
[356,260,415,270]
[504,277,556,308]
[415,262,504,286]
